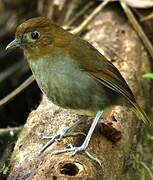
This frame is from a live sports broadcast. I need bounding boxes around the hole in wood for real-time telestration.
[60,163,79,176]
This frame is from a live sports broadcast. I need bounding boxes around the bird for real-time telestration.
[6,17,149,164]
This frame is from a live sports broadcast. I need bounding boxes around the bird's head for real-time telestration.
[6,17,71,59]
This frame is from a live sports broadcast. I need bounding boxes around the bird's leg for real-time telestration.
[39,117,85,154]
[52,111,103,165]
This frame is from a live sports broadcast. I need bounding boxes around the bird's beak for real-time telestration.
[5,38,21,51]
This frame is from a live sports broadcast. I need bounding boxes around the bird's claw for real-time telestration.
[39,128,85,154]
[52,144,101,165]
[52,145,84,155]
[85,151,101,166]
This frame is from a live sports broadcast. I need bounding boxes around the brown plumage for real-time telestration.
[7,17,149,124]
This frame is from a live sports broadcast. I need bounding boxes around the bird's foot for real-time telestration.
[52,144,101,165]
[39,127,85,154]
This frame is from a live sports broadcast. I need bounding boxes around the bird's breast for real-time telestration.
[28,52,111,110]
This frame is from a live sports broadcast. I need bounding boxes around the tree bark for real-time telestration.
[7,5,151,180]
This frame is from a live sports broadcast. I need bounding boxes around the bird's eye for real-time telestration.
[31,31,40,40]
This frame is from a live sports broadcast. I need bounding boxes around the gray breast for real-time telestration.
[28,53,111,111]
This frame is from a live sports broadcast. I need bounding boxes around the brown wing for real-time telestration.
[69,38,136,103]
[71,38,149,124]
[86,68,136,103]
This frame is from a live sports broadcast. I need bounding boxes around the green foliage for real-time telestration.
[143,73,153,79]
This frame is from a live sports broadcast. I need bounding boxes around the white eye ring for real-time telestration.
[31,31,40,40]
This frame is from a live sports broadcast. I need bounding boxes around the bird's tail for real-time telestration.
[130,101,150,125]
